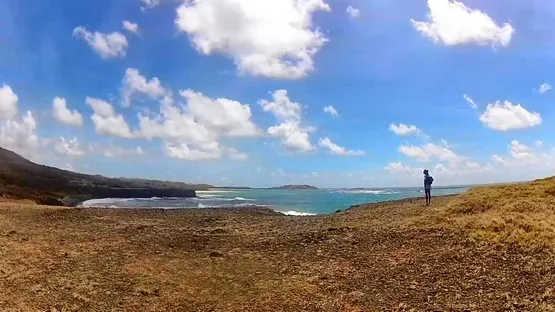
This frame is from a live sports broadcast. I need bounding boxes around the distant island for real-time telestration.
[269,184,318,190]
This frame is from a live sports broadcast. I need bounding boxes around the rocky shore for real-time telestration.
[1,178,555,311]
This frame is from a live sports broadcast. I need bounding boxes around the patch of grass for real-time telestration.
[441,177,555,251]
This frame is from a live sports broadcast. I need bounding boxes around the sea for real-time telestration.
[80,186,469,215]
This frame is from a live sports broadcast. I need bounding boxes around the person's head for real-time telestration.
[423,169,429,176]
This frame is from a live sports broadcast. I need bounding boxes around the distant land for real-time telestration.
[0,147,212,206]
[268,184,318,190]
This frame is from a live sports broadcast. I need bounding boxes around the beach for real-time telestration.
[1,179,555,311]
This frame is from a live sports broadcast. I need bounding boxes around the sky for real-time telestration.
[1,0,555,188]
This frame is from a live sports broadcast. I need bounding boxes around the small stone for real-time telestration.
[409,285,417,290]
[8,230,17,235]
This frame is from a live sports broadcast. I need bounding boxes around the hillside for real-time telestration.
[0,147,212,205]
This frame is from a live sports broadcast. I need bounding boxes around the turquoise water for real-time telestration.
[81,187,468,215]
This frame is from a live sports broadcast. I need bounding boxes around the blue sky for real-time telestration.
[1,0,555,188]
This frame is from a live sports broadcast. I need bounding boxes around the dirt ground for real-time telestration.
[1,194,555,311]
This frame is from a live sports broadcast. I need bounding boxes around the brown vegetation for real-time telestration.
[1,178,555,311]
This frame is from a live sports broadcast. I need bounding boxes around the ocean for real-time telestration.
[80,186,469,215]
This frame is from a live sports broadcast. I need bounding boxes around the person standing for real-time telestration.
[423,169,434,205]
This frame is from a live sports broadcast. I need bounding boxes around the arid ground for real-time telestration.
[2,178,555,311]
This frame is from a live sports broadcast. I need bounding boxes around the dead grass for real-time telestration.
[439,177,555,251]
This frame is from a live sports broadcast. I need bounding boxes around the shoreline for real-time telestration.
[76,192,463,216]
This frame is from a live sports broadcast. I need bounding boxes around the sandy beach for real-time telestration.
[2,179,555,311]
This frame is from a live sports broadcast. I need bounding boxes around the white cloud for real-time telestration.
[138,91,257,161]
[141,0,160,10]
[479,100,542,131]
[54,137,85,157]
[411,0,514,47]
[181,89,259,137]
[318,137,364,156]
[260,90,315,152]
[260,89,302,121]
[323,105,339,117]
[0,84,18,119]
[539,83,552,94]
[175,0,331,79]
[346,6,360,18]
[122,20,140,35]
[52,97,83,127]
[385,162,417,174]
[121,68,166,107]
[535,140,544,148]
[493,140,555,169]
[0,111,39,159]
[73,26,128,59]
[268,121,315,152]
[509,140,537,163]
[86,97,134,138]
[88,144,145,158]
[389,123,423,136]
[399,143,463,164]
[463,94,477,109]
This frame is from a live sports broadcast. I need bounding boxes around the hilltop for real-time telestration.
[0,147,212,205]
[1,176,555,310]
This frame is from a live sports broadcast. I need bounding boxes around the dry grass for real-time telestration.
[2,178,555,310]
[440,177,555,252]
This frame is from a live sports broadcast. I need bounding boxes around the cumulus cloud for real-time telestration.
[463,94,477,109]
[267,122,315,152]
[260,90,315,152]
[52,97,83,127]
[122,20,140,35]
[318,137,364,156]
[346,6,360,18]
[539,83,552,94]
[141,0,160,10]
[0,111,39,159]
[411,0,514,47]
[385,162,418,174]
[0,84,18,119]
[323,105,339,117]
[86,97,134,138]
[493,140,555,169]
[121,68,166,107]
[389,123,424,136]
[73,26,128,59]
[175,0,331,79]
[138,91,257,161]
[399,143,463,164]
[86,143,145,158]
[479,101,542,131]
[54,137,85,157]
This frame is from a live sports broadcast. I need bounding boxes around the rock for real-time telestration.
[7,230,17,235]
[209,251,224,258]
[409,285,417,290]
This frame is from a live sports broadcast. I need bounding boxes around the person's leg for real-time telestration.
[428,189,432,204]
[425,189,431,205]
